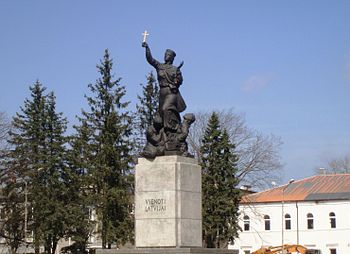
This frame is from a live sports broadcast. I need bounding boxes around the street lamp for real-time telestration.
[281,179,294,254]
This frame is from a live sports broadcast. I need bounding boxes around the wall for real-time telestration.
[229,200,350,254]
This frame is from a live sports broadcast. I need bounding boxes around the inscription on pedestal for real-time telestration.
[145,198,167,212]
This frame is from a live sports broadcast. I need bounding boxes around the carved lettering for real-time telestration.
[145,198,167,212]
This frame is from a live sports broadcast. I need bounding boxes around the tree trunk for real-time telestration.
[10,247,17,254]
[35,241,40,254]
[102,219,107,249]
[52,239,58,254]
[205,234,215,248]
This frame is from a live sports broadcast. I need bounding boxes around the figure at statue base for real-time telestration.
[140,42,195,159]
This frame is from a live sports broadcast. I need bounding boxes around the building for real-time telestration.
[230,174,350,254]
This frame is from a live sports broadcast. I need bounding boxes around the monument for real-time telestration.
[97,32,237,254]
[137,31,202,249]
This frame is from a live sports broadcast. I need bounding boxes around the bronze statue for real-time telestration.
[141,113,165,158]
[142,42,186,131]
[141,40,195,158]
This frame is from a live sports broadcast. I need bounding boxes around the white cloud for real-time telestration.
[242,74,274,92]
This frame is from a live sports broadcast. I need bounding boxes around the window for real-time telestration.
[243,215,250,231]
[244,251,251,254]
[89,208,94,220]
[329,248,336,254]
[307,213,314,229]
[264,215,270,230]
[285,213,291,230]
[329,212,336,228]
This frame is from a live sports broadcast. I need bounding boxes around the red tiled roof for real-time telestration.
[241,174,350,203]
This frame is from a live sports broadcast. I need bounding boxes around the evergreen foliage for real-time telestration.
[72,49,134,249]
[1,82,70,254]
[65,121,95,252]
[1,81,47,254]
[200,112,241,248]
[133,71,159,155]
[32,92,70,254]
[0,180,26,254]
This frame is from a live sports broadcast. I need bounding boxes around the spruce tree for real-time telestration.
[65,121,95,253]
[32,92,69,254]
[2,81,47,254]
[73,49,134,249]
[133,71,159,155]
[1,82,70,254]
[200,112,241,248]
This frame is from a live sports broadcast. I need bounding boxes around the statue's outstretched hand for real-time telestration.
[142,42,149,48]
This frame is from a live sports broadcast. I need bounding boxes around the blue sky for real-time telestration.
[1,1,349,184]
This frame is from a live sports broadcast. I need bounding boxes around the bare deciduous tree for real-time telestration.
[315,155,350,174]
[0,111,11,171]
[188,108,283,190]
[0,111,11,149]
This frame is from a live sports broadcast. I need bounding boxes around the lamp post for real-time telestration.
[281,179,294,254]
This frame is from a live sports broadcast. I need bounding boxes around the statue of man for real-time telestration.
[142,42,186,132]
[140,113,165,159]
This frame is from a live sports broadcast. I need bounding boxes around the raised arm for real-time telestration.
[142,42,160,68]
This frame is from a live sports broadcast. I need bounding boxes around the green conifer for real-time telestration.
[2,82,69,254]
[72,49,133,249]
[2,81,47,253]
[133,72,159,155]
[200,112,241,248]
[32,92,69,254]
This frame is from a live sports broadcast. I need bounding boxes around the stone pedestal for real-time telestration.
[135,156,202,248]
[96,156,238,254]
